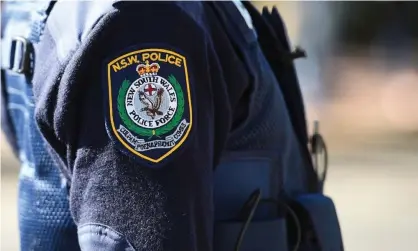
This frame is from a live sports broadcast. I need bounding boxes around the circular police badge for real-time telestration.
[108,49,192,164]
[124,75,178,129]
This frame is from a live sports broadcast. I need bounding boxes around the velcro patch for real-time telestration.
[105,48,193,165]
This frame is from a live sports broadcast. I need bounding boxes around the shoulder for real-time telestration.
[113,1,207,28]
[46,1,209,63]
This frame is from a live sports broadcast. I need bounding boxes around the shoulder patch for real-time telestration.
[105,48,193,165]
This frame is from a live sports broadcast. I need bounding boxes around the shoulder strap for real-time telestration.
[0,1,56,155]
[28,0,56,43]
[243,2,309,147]
[242,2,319,192]
[1,1,56,76]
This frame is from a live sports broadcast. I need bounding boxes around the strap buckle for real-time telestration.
[9,36,32,75]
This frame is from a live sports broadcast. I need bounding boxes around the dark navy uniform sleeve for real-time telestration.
[33,2,249,251]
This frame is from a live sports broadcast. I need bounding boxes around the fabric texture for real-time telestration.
[1,1,80,250]
[3,1,314,250]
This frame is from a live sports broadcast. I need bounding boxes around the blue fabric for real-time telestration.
[2,1,317,250]
[2,2,80,250]
[214,153,278,221]
[212,2,311,195]
[214,218,288,251]
[295,194,344,251]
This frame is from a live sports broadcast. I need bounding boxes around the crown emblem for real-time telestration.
[136,61,160,76]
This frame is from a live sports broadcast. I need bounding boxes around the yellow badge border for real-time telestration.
[107,48,193,163]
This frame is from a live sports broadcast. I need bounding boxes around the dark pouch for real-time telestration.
[214,218,288,251]
[288,194,344,251]
[213,153,289,251]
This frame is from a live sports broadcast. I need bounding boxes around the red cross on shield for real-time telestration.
[144,83,157,96]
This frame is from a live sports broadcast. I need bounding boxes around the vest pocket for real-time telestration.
[214,218,288,251]
[215,151,280,221]
[77,223,136,251]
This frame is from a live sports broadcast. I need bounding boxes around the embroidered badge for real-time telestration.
[106,48,192,164]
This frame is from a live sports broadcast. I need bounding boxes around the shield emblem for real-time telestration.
[106,48,193,164]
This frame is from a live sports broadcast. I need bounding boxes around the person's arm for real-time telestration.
[35,2,234,250]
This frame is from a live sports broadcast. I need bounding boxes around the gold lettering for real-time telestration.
[120,59,128,68]
[127,55,139,64]
[158,53,167,62]
[167,55,175,64]
[150,53,158,61]
[112,63,121,72]
[175,58,182,67]
[137,52,182,67]
[142,53,150,61]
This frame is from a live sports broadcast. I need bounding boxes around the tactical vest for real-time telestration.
[1,1,343,251]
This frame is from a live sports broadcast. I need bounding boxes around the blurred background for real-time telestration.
[2,1,418,250]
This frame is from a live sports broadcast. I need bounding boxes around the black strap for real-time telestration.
[28,0,57,43]
[242,2,319,192]
[2,1,56,77]
[243,2,309,147]
[234,189,262,251]
[1,1,57,154]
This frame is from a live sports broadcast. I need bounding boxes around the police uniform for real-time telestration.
[1,1,343,251]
